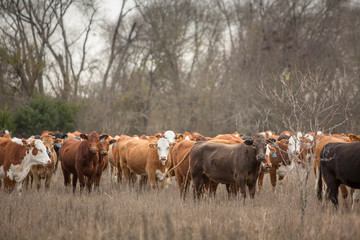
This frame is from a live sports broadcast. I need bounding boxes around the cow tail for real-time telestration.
[317,163,323,201]
[166,149,191,178]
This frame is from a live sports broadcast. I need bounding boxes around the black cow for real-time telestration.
[189,134,267,200]
[317,142,360,206]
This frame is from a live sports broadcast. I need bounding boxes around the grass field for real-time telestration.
[1,168,359,240]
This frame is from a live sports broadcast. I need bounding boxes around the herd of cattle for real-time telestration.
[0,129,359,208]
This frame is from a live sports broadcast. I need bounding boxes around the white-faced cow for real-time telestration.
[121,138,171,190]
[0,138,51,194]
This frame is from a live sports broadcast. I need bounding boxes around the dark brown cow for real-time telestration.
[59,131,107,193]
[190,134,267,200]
[318,141,360,207]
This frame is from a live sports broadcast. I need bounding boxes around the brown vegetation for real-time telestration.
[1,169,360,239]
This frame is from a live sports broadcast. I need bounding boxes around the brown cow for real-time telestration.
[0,138,51,193]
[172,139,196,197]
[258,139,291,191]
[190,134,267,200]
[59,131,108,193]
[121,138,171,189]
[23,134,57,190]
[93,135,115,189]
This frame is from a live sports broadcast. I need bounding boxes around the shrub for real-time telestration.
[0,106,16,133]
[14,95,78,137]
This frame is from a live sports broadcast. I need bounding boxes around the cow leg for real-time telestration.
[4,177,15,193]
[45,174,52,190]
[86,174,95,194]
[269,168,277,192]
[339,184,350,209]
[148,171,158,190]
[175,171,184,196]
[33,173,41,191]
[257,171,265,191]
[23,174,30,190]
[15,181,23,195]
[247,179,257,199]
[122,166,132,185]
[192,176,204,201]
[237,179,246,200]
[325,180,340,208]
[137,175,147,191]
[78,173,86,194]
[94,172,101,191]
[208,181,218,198]
[63,169,71,188]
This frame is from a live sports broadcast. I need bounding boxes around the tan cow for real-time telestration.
[121,138,171,190]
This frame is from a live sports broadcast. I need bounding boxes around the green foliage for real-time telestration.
[0,106,16,133]
[14,95,78,137]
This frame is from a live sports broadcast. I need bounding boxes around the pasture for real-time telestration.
[1,168,359,240]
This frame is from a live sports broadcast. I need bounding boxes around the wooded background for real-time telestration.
[0,0,359,137]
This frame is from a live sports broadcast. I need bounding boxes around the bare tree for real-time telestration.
[260,68,350,223]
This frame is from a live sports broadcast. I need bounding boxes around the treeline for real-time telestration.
[0,0,359,137]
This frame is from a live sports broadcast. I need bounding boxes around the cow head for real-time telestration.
[244,134,266,162]
[40,135,55,157]
[164,130,176,144]
[80,132,101,154]
[97,134,116,156]
[288,132,302,156]
[28,140,52,165]
[149,138,170,165]
[262,144,274,172]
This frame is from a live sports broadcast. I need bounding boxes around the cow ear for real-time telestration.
[244,139,253,146]
[99,134,109,141]
[149,143,157,149]
[109,139,116,144]
[266,138,276,144]
[348,134,360,142]
[155,133,162,139]
[22,139,28,146]
[29,140,36,148]
[176,134,184,140]
[80,134,88,140]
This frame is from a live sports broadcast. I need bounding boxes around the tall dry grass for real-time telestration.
[1,169,359,240]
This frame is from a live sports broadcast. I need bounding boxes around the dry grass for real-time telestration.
[1,169,359,240]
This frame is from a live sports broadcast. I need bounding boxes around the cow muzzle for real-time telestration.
[90,147,98,153]
[160,157,167,166]
[257,154,265,161]
[45,158,52,165]
[101,151,108,156]
[261,162,272,172]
